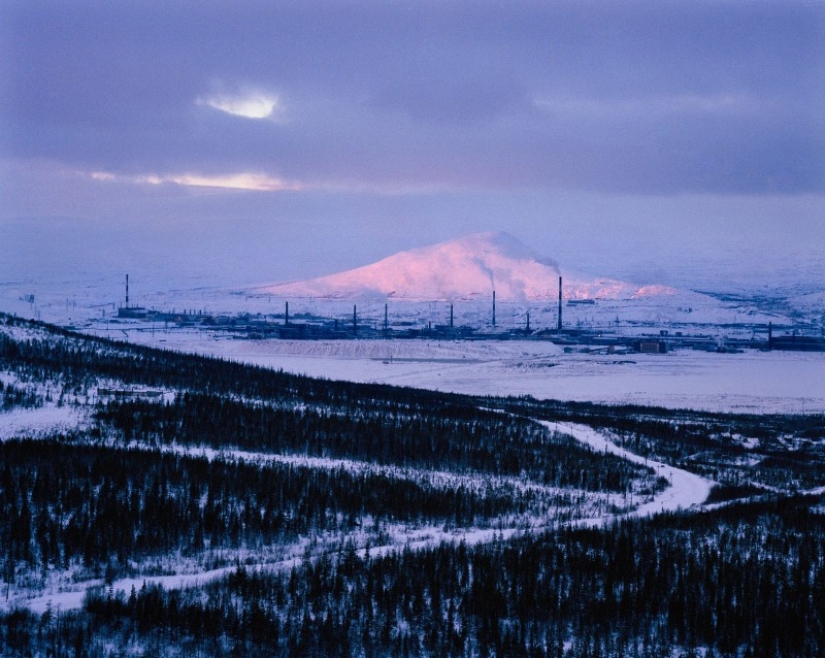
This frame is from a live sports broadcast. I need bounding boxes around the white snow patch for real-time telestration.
[0,404,87,440]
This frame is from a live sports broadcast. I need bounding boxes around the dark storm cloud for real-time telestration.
[1,0,823,194]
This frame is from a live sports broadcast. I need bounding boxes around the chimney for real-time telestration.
[353,305,357,334]
[492,290,496,327]
[285,301,289,326]
[125,274,129,308]
[384,303,388,332]
[450,304,454,328]
[558,276,563,334]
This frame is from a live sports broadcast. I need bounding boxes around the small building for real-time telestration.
[117,306,148,319]
[634,340,668,354]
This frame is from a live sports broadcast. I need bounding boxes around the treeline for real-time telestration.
[0,380,43,411]
[3,314,822,448]
[0,438,536,574]
[4,497,823,657]
[497,394,825,439]
[95,393,651,492]
[1,316,483,414]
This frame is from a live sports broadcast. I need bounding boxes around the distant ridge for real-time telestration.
[260,232,680,302]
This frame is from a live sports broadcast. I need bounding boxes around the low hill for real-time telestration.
[260,232,682,302]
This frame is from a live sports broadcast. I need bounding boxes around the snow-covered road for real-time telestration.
[542,422,714,526]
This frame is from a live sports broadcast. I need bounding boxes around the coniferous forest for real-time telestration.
[1,313,824,657]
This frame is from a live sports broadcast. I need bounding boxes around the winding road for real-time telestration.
[542,421,714,525]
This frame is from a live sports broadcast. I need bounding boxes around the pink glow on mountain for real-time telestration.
[261,232,680,301]
[631,285,679,299]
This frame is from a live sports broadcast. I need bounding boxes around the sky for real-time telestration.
[1,0,824,293]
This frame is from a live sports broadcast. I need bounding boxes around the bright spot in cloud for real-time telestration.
[162,172,300,191]
[90,170,302,192]
[196,91,281,119]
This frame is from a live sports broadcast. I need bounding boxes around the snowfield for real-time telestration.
[113,329,825,414]
[0,404,87,440]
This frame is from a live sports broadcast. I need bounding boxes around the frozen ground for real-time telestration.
[0,405,87,441]
[104,328,825,414]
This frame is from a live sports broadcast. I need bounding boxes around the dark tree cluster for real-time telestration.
[0,380,43,411]
[4,498,823,657]
[95,392,651,493]
[0,438,539,575]
[1,319,487,412]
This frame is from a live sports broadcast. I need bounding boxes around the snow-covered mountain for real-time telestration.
[260,232,681,302]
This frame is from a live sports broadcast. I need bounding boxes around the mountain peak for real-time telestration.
[261,232,675,301]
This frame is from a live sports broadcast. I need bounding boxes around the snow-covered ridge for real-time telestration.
[259,231,688,302]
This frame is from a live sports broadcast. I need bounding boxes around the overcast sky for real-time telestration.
[1,0,823,291]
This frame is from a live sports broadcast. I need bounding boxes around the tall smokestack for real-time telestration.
[125,274,129,308]
[526,311,530,332]
[384,303,388,332]
[558,277,563,334]
[285,301,289,326]
[450,304,454,328]
[492,290,496,327]
[353,305,357,334]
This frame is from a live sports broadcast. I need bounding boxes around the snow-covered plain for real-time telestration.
[109,328,825,414]
[0,404,86,441]
[4,233,822,416]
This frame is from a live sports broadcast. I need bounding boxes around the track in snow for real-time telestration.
[542,421,714,526]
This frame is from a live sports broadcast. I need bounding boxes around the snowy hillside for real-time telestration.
[0,230,813,331]
[247,231,799,330]
[260,231,686,302]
